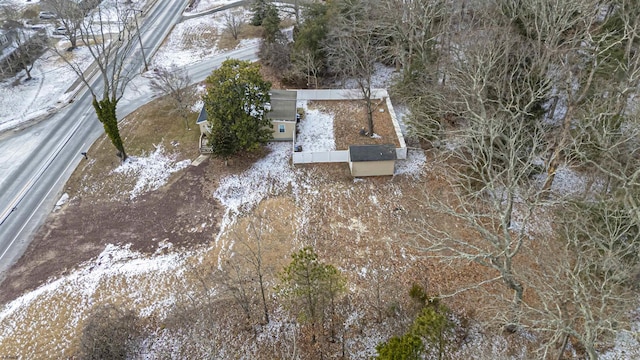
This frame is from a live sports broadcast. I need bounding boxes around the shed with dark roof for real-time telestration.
[348,144,397,177]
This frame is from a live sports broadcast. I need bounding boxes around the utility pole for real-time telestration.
[129,8,148,72]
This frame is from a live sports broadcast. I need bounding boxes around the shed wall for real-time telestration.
[349,160,395,177]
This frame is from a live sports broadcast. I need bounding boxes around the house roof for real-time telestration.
[266,90,297,122]
[196,105,208,124]
[349,144,397,162]
[196,90,298,124]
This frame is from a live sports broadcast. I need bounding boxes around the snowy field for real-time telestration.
[0,131,427,357]
[111,144,191,200]
[295,100,336,152]
[152,7,254,69]
[0,0,41,8]
[0,1,254,133]
[0,48,93,132]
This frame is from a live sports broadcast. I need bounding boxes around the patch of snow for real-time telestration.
[112,144,190,200]
[601,330,640,359]
[533,165,606,197]
[0,0,41,9]
[214,142,296,214]
[392,104,409,137]
[295,100,336,151]
[0,243,187,339]
[395,149,426,177]
[0,47,93,132]
[213,142,295,264]
[338,63,400,89]
[185,0,240,14]
[190,84,207,112]
[370,133,382,139]
[54,192,69,211]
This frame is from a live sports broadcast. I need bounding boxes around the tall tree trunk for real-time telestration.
[543,104,574,192]
[23,65,32,80]
[93,97,127,162]
[258,273,270,324]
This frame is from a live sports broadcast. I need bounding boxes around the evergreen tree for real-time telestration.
[203,59,272,162]
[376,334,423,360]
[262,4,281,43]
[277,247,346,341]
[251,0,271,26]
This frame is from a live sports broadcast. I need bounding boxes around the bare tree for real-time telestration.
[223,214,277,325]
[57,2,140,161]
[41,0,85,50]
[379,0,448,83]
[0,6,47,80]
[408,15,552,327]
[223,9,244,41]
[324,0,386,135]
[219,258,255,324]
[79,304,142,359]
[150,66,196,131]
[497,0,636,192]
[522,198,639,360]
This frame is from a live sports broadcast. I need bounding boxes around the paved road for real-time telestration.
[0,0,258,280]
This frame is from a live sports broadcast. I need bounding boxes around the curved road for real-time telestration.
[0,1,258,279]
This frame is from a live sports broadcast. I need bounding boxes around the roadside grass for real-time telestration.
[218,22,262,51]
[64,97,200,202]
[182,23,219,49]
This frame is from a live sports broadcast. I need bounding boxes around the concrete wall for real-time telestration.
[271,121,295,140]
[349,160,395,177]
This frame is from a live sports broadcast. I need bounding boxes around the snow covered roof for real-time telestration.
[349,144,397,162]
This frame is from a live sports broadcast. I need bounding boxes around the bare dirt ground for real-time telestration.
[324,99,401,150]
[0,99,266,305]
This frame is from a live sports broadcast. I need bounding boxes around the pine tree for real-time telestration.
[277,247,346,341]
[250,0,271,26]
[203,59,272,161]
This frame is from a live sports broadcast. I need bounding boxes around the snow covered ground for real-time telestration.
[0,0,250,133]
[0,0,637,357]
[295,100,336,152]
[0,0,41,8]
[111,144,191,200]
[185,0,239,13]
[0,0,149,133]
[152,6,254,69]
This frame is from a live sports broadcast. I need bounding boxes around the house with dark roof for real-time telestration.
[196,89,298,153]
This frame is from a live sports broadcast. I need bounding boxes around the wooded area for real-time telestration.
[252,0,640,358]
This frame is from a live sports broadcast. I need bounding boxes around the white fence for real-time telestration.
[296,89,390,101]
[292,150,349,164]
